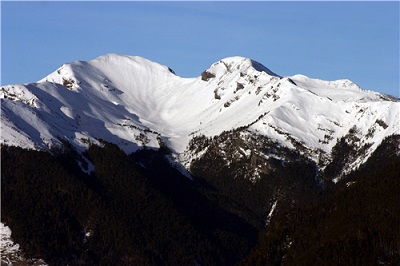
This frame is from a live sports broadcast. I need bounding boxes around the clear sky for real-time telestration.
[2,1,399,97]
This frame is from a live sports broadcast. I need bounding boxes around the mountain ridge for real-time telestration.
[1,53,400,265]
[1,53,399,181]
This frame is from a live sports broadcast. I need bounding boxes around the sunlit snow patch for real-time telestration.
[0,222,47,265]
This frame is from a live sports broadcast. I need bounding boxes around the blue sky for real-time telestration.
[2,1,399,97]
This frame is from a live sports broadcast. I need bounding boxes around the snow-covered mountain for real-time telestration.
[1,53,399,180]
[2,54,400,265]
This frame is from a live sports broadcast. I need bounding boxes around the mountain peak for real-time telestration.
[2,54,399,173]
[205,56,279,78]
[38,53,178,93]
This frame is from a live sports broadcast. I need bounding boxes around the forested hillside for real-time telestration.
[1,142,257,265]
[1,135,399,265]
[240,135,400,265]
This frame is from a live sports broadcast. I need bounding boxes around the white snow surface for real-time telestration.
[265,200,278,226]
[0,222,47,265]
[0,223,21,263]
[1,54,399,168]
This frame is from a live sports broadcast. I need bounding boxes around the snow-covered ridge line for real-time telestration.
[1,53,399,173]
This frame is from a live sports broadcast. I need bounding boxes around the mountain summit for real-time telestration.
[1,53,399,180]
[2,54,400,265]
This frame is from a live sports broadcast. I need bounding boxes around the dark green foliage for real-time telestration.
[2,134,399,265]
[190,130,322,229]
[1,145,98,263]
[131,148,258,264]
[323,126,373,182]
[323,136,355,180]
[1,142,257,265]
[240,135,400,265]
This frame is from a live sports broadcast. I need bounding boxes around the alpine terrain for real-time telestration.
[1,54,399,265]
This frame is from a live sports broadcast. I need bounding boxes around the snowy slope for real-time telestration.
[0,222,47,265]
[1,53,399,172]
